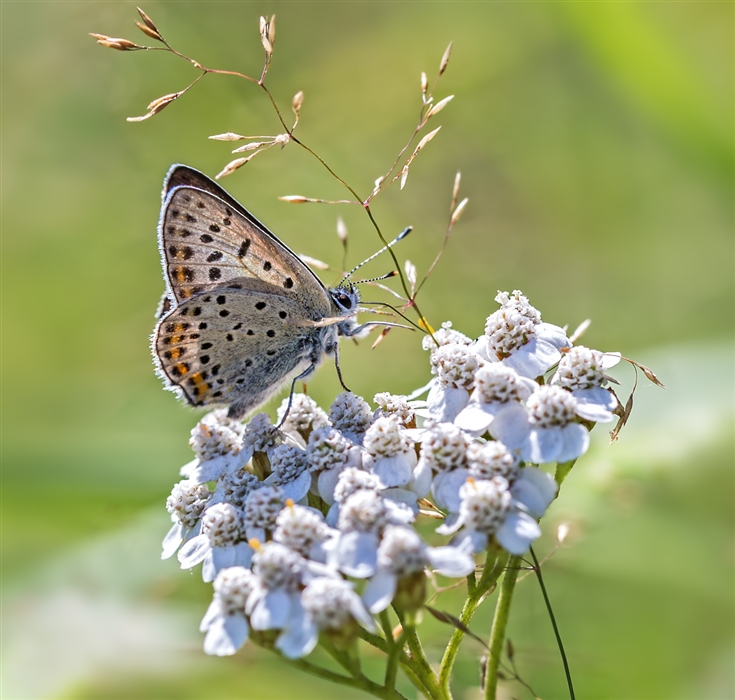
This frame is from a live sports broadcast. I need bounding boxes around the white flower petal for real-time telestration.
[488,402,530,449]
[472,336,492,362]
[317,466,346,505]
[409,457,433,497]
[162,521,184,560]
[456,529,489,554]
[522,427,563,464]
[250,588,293,631]
[436,512,462,536]
[276,606,317,659]
[600,351,622,369]
[369,454,414,488]
[511,467,557,518]
[336,531,379,578]
[210,542,253,579]
[432,469,470,513]
[536,323,571,350]
[202,551,216,582]
[427,384,470,423]
[496,511,541,555]
[363,569,398,613]
[178,534,210,569]
[203,613,249,656]
[189,454,231,483]
[454,402,494,435]
[573,387,617,422]
[281,471,313,502]
[426,546,475,577]
[179,458,199,478]
[348,591,378,631]
[200,599,222,632]
[557,423,590,463]
[504,338,561,378]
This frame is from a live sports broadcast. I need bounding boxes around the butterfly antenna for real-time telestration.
[351,270,399,285]
[339,227,412,286]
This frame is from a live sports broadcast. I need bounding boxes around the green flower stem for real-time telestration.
[358,628,433,696]
[438,549,509,695]
[320,639,360,677]
[393,606,446,700]
[403,623,447,700]
[382,612,406,691]
[282,656,408,700]
[483,555,522,699]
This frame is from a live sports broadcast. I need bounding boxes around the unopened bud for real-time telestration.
[336,217,348,243]
[292,90,304,115]
[450,198,468,226]
[231,141,266,153]
[209,132,247,141]
[439,42,452,75]
[216,156,255,179]
[426,94,454,119]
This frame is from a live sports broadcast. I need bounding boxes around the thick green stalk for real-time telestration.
[483,555,522,699]
[402,620,447,699]
[357,628,431,696]
[438,549,509,694]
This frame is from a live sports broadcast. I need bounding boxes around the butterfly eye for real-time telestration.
[337,293,353,309]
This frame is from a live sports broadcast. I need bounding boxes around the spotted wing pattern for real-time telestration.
[158,166,328,307]
[153,279,335,418]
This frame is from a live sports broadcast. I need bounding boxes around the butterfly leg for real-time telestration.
[274,360,321,431]
[332,344,352,393]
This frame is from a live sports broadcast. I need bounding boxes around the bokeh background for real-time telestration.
[2,2,733,699]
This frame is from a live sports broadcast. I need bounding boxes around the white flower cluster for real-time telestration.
[162,290,621,658]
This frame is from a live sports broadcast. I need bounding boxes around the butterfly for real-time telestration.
[152,165,372,420]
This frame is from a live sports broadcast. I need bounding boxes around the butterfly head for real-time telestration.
[330,283,360,315]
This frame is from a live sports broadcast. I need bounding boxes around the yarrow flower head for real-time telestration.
[363,415,418,489]
[476,290,571,379]
[466,441,519,482]
[277,577,376,659]
[200,566,255,656]
[421,320,473,352]
[162,479,211,559]
[373,392,418,428]
[521,384,590,464]
[426,342,482,422]
[276,393,329,442]
[331,490,410,579]
[264,444,311,502]
[183,409,246,483]
[213,467,261,509]
[551,346,620,422]
[246,542,308,637]
[454,363,537,437]
[178,502,253,582]
[273,502,334,562]
[307,425,361,504]
[328,392,373,444]
[362,525,475,614]
[242,485,285,541]
[241,413,283,469]
[437,476,543,555]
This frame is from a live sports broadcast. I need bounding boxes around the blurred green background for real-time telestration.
[2,2,733,699]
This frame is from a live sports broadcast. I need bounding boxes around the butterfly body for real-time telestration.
[152,165,363,419]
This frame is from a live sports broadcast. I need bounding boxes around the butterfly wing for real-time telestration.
[153,280,333,419]
[164,164,256,214]
[158,167,329,307]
